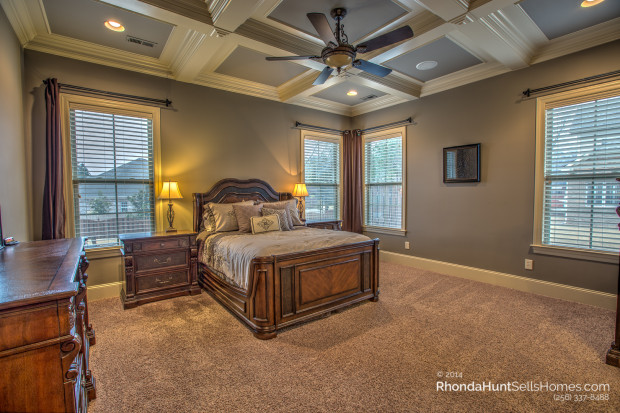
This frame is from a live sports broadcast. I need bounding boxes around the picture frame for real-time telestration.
[443,143,480,183]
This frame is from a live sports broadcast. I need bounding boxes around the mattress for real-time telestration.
[198,227,370,290]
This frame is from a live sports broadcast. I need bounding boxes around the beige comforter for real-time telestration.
[198,227,371,290]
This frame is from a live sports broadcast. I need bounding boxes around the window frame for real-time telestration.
[60,94,163,250]
[300,129,343,221]
[532,80,620,263]
[362,126,407,236]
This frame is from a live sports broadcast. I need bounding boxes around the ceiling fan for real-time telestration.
[266,8,414,86]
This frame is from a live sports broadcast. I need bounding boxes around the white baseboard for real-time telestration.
[88,281,123,301]
[380,251,616,310]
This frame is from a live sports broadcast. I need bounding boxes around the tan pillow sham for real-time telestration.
[250,214,280,234]
[233,204,262,233]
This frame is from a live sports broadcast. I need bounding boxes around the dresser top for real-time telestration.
[119,230,196,241]
[0,238,84,310]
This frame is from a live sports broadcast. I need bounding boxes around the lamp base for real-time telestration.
[165,227,177,233]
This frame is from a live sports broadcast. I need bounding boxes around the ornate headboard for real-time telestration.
[192,178,294,232]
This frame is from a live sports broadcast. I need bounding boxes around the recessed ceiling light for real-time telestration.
[105,20,125,32]
[347,90,358,96]
[416,61,438,71]
[581,0,605,7]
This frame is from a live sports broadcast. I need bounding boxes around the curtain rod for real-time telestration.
[294,122,342,134]
[522,70,620,98]
[43,80,172,108]
[294,117,415,135]
[361,117,415,134]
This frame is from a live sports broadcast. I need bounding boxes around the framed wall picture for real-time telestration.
[443,143,480,183]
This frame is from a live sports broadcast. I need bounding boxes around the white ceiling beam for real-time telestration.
[207,0,265,36]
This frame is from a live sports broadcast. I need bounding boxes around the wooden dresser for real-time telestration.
[0,238,95,412]
[120,231,200,309]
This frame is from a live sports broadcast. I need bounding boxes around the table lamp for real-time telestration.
[159,181,183,232]
[292,183,309,220]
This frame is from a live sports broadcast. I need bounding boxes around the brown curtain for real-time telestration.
[342,129,363,233]
[42,78,66,240]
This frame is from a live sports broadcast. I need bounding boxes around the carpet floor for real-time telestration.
[88,262,619,412]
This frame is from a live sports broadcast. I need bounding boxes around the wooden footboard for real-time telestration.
[198,239,380,339]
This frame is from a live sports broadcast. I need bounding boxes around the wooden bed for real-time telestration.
[193,178,380,339]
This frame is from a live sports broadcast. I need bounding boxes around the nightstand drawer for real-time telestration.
[141,237,189,251]
[135,251,187,272]
[136,271,188,292]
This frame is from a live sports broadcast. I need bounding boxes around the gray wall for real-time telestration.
[353,40,620,294]
[0,7,30,242]
[23,50,350,237]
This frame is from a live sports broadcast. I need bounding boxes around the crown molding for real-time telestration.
[287,96,351,116]
[235,18,322,57]
[351,94,409,117]
[193,71,280,101]
[531,17,620,65]
[137,0,212,25]
[167,29,209,76]
[356,72,422,99]
[421,61,508,97]
[277,70,322,102]
[0,0,38,45]
[25,34,172,78]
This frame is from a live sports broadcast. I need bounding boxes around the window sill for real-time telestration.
[85,246,123,260]
[530,244,618,264]
[363,226,407,237]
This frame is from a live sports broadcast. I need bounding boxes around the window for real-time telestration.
[363,127,406,233]
[533,82,620,260]
[61,95,161,248]
[302,131,341,221]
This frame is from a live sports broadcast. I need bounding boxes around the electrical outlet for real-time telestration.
[524,259,533,270]
[404,241,410,250]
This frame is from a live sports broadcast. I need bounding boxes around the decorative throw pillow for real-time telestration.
[233,204,262,233]
[250,214,280,234]
[259,199,303,226]
[262,208,292,231]
[203,200,254,232]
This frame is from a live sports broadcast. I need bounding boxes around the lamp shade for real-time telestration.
[292,183,309,197]
[158,181,183,200]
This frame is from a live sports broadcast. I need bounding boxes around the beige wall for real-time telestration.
[23,50,350,239]
[0,7,30,242]
[353,40,620,294]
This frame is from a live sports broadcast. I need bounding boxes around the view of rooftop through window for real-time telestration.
[71,109,155,247]
[542,94,620,252]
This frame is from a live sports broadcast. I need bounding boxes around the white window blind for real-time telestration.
[303,137,340,221]
[364,133,403,229]
[70,108,155,248]
[542,94,620,252]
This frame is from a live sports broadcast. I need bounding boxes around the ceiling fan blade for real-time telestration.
[354,59,392,77]
[357,26,413,53]
[266,55,320,61]
[307,13,338,46]
[312,66,334,85]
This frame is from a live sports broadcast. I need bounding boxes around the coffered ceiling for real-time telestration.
[1,0,619,116]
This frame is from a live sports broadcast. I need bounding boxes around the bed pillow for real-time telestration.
[259,199,303,226]
[203,200,254,232]
[233,204,262,233]
[262,208,292,231]
[250,214,280,234]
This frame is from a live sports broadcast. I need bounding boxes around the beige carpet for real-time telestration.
[88,262,619,412]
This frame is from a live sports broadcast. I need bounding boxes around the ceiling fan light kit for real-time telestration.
[266,8,414,86]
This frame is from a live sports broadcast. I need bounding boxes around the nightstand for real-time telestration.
[305,220,342,230]
[120,230,201,309]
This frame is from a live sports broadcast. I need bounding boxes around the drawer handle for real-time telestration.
[153,256,172,265]
[160,242,165,247]
[155,276,174,285]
